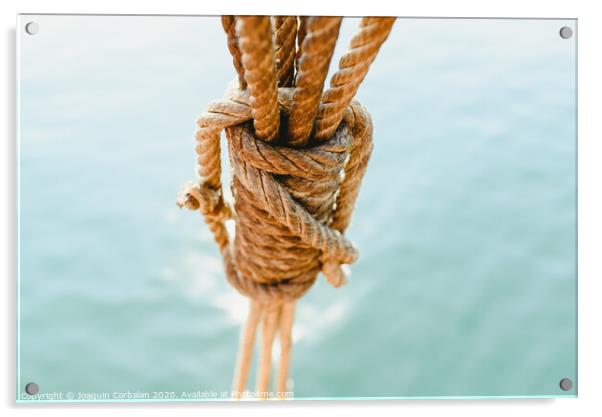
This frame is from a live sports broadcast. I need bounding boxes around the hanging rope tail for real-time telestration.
[178,15,395,399]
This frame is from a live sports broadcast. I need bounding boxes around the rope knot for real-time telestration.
[181,88,374,303]
[180,16,395,396]
[177,181,233,221]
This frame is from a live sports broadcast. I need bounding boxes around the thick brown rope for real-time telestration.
[288,17,342,146]
[314,17,395,141]
[272,16,297,88]
[221,16,246,89]
[178,88,373,395]
[296,16,308,54]
[236,16,280,142]
[180,88,370,298]
[179,16,394,398]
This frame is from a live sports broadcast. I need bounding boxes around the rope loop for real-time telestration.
[177,181,233,222]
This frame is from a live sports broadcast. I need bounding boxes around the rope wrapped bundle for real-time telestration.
[178,15,395,398]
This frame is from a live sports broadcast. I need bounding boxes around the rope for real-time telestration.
[296,16,308,55]
[276,301,295,393]
[272,16,297,88]
[232,300,261,395]
[288,17,342,146]
[236,16,280,142]
[314,17,395,141]
[221,16,246,89]
[294,16,307,90]
[179,16,394,399]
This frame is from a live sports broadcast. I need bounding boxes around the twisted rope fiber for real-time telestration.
[236,16,280,142]
[296,16,308,54]
[315,17,396,141]
[179,88,373,396]
[180,88,372,299]
[221,16,246,89]
[272,16,297,87]
[179,16,394,398]
[288,16,342,146]
[294,17,308,85]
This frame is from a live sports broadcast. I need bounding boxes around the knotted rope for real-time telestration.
[179,16,395,399]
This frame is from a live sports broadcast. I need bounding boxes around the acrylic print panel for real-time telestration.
[17,14,577,402]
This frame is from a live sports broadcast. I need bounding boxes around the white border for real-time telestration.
[2,1,601,416]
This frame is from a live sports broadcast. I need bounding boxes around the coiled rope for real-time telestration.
[178,15,395,398]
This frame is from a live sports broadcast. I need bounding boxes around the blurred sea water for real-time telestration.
[18,16,576,400]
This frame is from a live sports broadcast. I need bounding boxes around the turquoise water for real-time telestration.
[18,16,576,400]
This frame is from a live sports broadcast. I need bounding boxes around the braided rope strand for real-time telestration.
[272,16,297,88]
[221,16,247,89]
[236,16,280,142]
[296,16,308,67]
[314,17,395,141]
[288,17,342,146]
